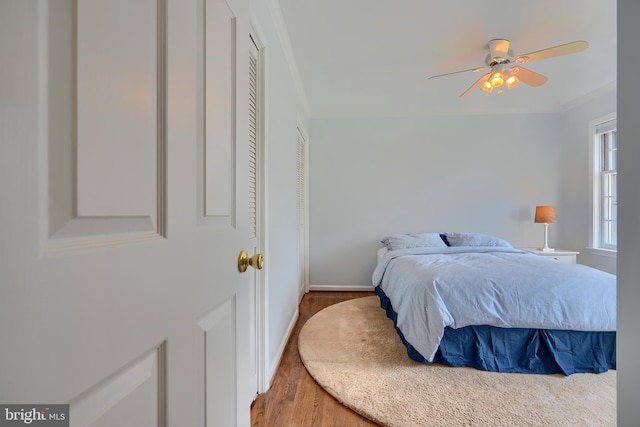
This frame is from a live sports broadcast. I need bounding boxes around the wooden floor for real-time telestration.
[251,291,380,427]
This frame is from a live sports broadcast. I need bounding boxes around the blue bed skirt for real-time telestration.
[375,286,616,375]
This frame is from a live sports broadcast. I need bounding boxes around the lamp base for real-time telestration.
[538,247,555,253]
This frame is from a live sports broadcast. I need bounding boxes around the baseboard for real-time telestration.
[266,307,299,388]
[308,284,375,292]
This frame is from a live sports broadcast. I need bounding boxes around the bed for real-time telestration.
[372,232,616,375]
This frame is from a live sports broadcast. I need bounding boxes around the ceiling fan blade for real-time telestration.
[515,40,588,64]
[511,67,548,87]
[459,73,491,98]
[428,66,488,79]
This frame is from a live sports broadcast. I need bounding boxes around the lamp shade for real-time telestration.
[534,205,557,223]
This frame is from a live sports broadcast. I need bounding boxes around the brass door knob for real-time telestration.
[238,250,264,272]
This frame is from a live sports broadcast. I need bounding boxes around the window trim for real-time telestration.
[588,113,617,254]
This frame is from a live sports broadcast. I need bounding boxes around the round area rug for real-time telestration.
[298,296,616,427]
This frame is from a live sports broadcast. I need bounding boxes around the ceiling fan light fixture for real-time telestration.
[505,75,519,89]
[489,72,504,88]
[481,81,493,93]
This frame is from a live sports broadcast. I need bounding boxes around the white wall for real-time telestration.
[617,0,640,423]
[309,113,564,288]
[250,0,309,384]
[308,88,620,287]
[558,87,617,274]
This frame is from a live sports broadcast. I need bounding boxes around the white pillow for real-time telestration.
[381,233,447,251]
[445,232,513,248]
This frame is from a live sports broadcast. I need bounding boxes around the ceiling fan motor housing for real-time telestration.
[486,39,514,66]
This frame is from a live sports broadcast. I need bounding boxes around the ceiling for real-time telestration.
[276,0,617,118]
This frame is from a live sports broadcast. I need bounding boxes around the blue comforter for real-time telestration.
[372,247,617,362]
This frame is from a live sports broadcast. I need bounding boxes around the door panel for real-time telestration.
[0,1,252,426]
[76,0,159,218]
[69,344,165,427]
[198,297,236,427]
[45,0,165,250]
[204,0,236,220]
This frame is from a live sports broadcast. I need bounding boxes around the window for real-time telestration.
[591,115,617,251]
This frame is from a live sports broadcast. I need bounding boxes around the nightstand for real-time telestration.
[520,248,579,263]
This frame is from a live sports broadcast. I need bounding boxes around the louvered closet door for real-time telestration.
[247,33,263,397]
[249,36,259,244]
[297,128,308,299]
[0,1,253,426]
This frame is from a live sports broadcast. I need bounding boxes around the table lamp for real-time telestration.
[535,205,557,252]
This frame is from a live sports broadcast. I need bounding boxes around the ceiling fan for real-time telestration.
[428,39,589,97]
